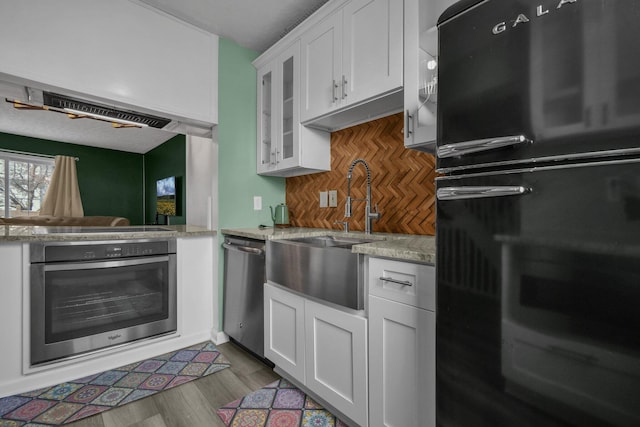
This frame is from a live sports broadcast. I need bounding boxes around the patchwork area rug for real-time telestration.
[0,341,230,426]
[216,378,346,427]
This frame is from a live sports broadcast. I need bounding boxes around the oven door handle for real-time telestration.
[43,256,170,272]
[437,186,530,200]
[437,135,532,158]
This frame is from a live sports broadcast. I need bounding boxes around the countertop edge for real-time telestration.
[221,227,436,264]
[351,244,436,265]
[0,225,216,242]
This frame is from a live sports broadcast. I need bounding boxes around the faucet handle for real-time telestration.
[369,203,381,220]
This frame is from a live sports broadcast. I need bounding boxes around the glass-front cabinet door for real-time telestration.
[257,62,276,173]
[404,0,456,152]
[277,42,300,170]
[256,41,299,174]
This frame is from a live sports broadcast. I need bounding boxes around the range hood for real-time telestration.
[41,92,172,129]
[3,82,213,138]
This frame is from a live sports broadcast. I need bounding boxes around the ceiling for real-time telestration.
[0,0,329,154]
[139,0,331,53]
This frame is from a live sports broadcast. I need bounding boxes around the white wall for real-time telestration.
[186,135,218,229]
[185,135,226,342]
[0,0,218,125]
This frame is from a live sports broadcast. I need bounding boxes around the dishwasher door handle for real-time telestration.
[223,243,264,256]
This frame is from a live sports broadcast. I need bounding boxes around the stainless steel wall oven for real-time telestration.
[29,238,177,366]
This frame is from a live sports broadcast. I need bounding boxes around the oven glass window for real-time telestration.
[44,261,169,343]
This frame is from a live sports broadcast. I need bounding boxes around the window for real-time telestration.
[0,152,55,218]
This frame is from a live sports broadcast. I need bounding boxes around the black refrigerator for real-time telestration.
[435,0,640,426]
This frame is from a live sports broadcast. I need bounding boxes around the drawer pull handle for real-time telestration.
[379,277,413,287]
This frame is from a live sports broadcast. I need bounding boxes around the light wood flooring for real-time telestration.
[67,342,280,427]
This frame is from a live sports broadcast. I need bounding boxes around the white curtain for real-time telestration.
[40,155,84,217]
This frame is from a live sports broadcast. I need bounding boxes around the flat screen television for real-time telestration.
[156,176,177,216]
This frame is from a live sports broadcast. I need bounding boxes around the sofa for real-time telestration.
[0,216,130,227]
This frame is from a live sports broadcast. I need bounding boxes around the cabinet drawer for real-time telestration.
[368,257,435,311]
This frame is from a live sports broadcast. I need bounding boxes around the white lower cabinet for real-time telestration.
[368,258,436,427]
[369,296,435,427]
[305,300,368,426]
[264,283,368,426]
[264,283,306,382]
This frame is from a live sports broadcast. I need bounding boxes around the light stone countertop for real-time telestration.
[0,224,215,242]
[221,227,436,264]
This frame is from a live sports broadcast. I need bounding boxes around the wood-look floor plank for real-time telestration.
[65,342,278,427]
[129,413,169,427]
[218,342,267,375]
[192,367,255,409]
[67,411,105,427]
[150,381,220,427]
[216,342,280,390]
[100,392,162,427]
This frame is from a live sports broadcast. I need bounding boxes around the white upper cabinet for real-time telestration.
[342,0,403,105]
[300,0,403,130]
[0,0,218,125]
[299,11,344,124]
[404,0,456,152]
[255,41,331,177]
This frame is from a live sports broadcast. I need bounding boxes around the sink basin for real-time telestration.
[286,235,375,248]
[266,235,375,310]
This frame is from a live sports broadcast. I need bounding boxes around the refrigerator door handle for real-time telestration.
[437,135,532,158]
[437,186,530,200]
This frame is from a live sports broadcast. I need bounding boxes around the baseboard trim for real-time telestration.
[211,329,229,345]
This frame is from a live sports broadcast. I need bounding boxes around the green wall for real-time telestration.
[143,134,186,225]
[218,38,286,230]
[217,38,286,325]
[0,132,144,224]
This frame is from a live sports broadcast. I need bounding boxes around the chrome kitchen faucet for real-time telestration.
[345,158,381,234]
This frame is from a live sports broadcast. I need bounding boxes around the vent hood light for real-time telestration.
[7,98,151,129]
[63,108,149,128]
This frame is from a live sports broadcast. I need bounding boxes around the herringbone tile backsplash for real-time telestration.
[286,113,436,235]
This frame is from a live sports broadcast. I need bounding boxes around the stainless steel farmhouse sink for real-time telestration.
[266,235,376,310]
[284,235,374,248]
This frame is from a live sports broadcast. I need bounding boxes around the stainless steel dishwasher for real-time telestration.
[222,236,265,357]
